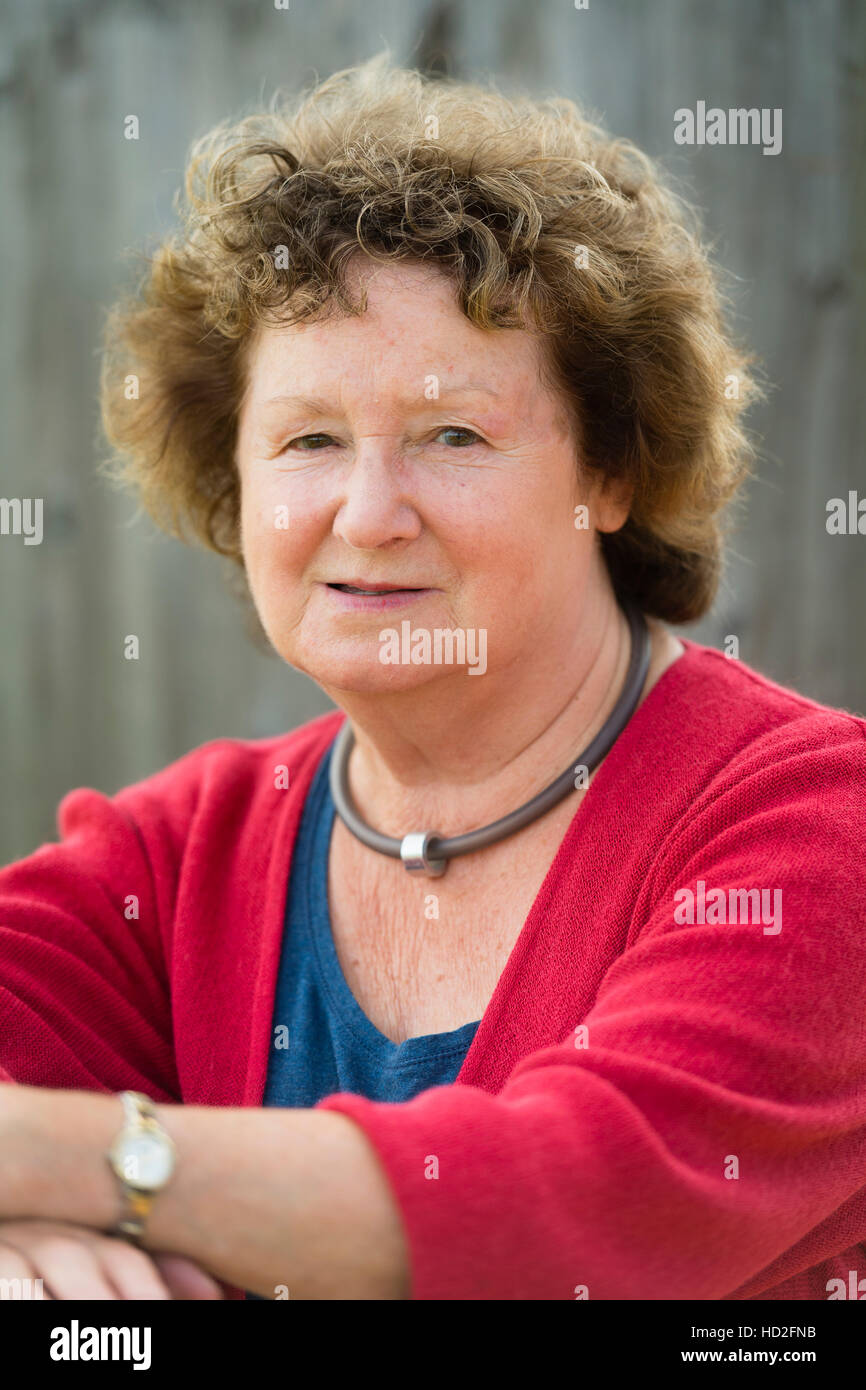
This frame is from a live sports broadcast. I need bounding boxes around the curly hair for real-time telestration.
[99,51,764,623]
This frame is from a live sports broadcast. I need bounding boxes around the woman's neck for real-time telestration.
[322,597,684,842]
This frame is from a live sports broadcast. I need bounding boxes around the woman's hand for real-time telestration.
[0,1221,224,1299]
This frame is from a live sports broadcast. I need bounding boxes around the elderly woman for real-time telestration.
[1,56,865,1303]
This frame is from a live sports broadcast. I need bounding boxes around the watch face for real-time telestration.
[111,1132,175,1190]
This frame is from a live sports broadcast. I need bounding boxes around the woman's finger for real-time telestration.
[0,1224,118,1300]
[0,1238,47,1298]
[151,1252,225,1300]
[80,1233,177,1301]
[69,1229,221,1300]
[25,1224,175,1301]
[0,1220,218,1300]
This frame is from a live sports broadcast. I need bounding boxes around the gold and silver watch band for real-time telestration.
[107,1089,176,1244]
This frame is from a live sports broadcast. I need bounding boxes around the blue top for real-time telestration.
[262,738,481,1110]
[246,742,481,1296]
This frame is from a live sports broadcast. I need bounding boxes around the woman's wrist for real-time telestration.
[0,1083,121,1229]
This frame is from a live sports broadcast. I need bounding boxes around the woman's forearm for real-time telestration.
[148,1099,411,1298]
[0,1084,410,1299]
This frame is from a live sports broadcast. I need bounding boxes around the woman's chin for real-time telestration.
[285,646,456,697]
[316,662,451,697]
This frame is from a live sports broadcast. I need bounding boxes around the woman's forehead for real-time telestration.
[241,265,548,399]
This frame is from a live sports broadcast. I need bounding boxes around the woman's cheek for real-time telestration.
[242,487,290,568]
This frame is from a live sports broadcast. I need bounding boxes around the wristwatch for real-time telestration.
[106,1090,176,1243]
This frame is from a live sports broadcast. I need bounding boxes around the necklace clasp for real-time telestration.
[400,831,448,877]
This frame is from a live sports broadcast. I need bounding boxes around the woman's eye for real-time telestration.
[284,433,335,452]
[436,426,482,447]
[278,428,482,453]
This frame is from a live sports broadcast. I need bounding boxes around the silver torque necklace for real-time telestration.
[329,601,651,878]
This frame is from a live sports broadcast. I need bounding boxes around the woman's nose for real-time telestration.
[331,440,422,549]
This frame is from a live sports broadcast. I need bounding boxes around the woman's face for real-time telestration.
[235,257,629,695]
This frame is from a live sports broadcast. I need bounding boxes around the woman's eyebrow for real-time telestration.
[259,393,335,413]
[259,383,503,412]
[432,382,502,398]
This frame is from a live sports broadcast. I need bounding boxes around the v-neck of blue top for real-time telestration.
[261,738,481,1109]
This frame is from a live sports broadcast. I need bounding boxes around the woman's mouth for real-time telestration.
[322,582,433,609]
[330,583,408,595]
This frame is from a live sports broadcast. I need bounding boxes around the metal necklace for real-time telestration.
[329,600,651,878]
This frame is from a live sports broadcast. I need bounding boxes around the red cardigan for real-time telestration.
[2,638,866,1301]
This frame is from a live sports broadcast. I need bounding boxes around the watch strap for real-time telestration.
[107,1090,174,1243]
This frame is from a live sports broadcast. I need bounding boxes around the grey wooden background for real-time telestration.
[1,0,864,864]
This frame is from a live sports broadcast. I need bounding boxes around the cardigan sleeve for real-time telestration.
[0,783,182,1100]
[315,718,866,1300]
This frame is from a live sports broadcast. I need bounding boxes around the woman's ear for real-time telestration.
[590,472,635,535]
